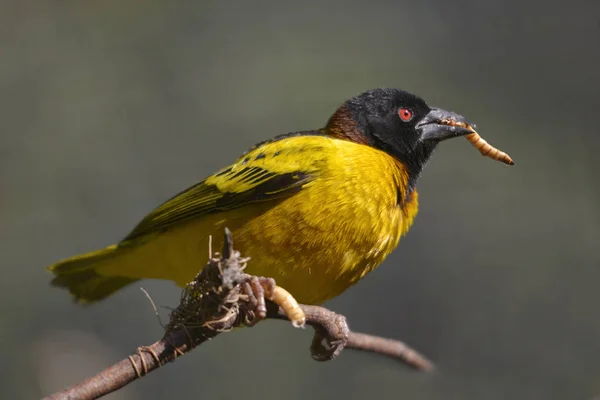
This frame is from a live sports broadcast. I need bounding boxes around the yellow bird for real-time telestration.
[48,88,487,305]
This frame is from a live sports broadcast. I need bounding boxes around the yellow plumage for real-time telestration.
[48,135,418,305]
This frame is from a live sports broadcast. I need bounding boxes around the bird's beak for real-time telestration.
[417,107,476,142]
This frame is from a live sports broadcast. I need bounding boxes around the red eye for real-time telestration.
[398,107,413,122]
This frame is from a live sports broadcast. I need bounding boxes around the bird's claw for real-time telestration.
[310,313,349,361]
[240,276,276,326]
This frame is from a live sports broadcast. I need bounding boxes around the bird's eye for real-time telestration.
[398,107,414,122]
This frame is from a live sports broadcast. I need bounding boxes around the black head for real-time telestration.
[324,88,475,186]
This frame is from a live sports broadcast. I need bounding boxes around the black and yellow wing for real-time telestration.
[122,133,327,242]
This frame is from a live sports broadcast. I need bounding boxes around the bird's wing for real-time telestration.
[122,134,326,242]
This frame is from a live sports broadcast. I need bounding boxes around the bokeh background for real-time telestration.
[1,1,599,399]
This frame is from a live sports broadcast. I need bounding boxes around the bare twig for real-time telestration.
[43,229,433,400]
[347,332,433,371]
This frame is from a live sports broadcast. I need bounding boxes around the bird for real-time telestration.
[47,88,505,305]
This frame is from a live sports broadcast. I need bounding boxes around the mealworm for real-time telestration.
[441,119,514,165]
[264,285,306,328]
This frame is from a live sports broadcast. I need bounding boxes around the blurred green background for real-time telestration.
[1,1,599,399]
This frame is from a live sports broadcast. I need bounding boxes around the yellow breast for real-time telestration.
[232,141,417,303]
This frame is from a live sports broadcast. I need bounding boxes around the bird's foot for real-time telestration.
[239,276,306,328]
[310,313,349,361]
[239,276,275,326]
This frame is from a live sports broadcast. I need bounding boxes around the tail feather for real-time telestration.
[47,245,139,303]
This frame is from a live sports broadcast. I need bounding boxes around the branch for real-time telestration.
[44,229,433,400]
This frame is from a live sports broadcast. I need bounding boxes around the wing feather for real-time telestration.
[122,135,326,241]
